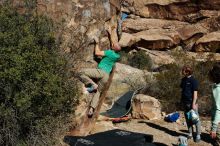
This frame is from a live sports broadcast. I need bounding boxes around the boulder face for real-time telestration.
[143,49,175,67]
[132,94,162,120]
[120,16,220,51]
[122,0,199,21]
[7,0,220,123]
[122,0,220,20]
[123,18,189,33]
[120,0,220,52]
[195,31,220,52]
[107,63,148,98]
[120,18,187,49]
[10,0,121,70]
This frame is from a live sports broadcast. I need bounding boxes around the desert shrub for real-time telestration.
[119,50,153,70]
[193,60,214,114]
[129,50,153,70]
[119,50,130,65]
[145,63,182,112]
[0,4,78,146]
[145,50,214,113]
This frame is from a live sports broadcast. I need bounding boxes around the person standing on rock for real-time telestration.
[78,33,121,117]
[209,62,220,146]
[180,65,201,142]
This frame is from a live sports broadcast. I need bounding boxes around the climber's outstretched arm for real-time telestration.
[94,38,104,56]
[106,15,120,47]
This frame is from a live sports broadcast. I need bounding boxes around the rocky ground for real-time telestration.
[91,113,213,146]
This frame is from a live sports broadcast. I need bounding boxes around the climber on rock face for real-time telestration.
[78,30,121,117]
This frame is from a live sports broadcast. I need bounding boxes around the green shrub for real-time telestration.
[119,50,153,70]
[119,50,130,65]
[145,50,214,113]
[145,63,182,112]
[0,5,78,145]
[129,50,153,70]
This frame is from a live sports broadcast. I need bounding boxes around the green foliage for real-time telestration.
[130,50,153,70]
[146,50,214,113]
[146,64,182,112]
[119,50,130,65]
[194,61,214,97]
[0,5,78,145]
[119,50,153,70]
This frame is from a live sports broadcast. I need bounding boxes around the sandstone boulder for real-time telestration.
[120,29,180,50]
[134,29,180,50]
[141,48,175,67]
[114,63,148,86]
[198,0,220,10]
[195,31,220,52]
[200,10,220,18]
[120,18,187,50]
[122,0,220,21]
[122,18,189,33]
[173,49,220,62]
[178,17,220,40]
[119,12,220,51]
[184,10,220,23]
[108,63,149,98]
[122,0,199,21]
[118,33,135,47]
[132,94,162,120]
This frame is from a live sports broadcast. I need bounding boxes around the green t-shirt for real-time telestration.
[98,50,120,74]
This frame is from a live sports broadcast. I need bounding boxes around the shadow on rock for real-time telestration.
[154,142,169,146]
[201,132,213,145]
[180,129,213,144]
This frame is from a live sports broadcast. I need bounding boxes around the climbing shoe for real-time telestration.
[86,84,98,93]
[187,133,193,139]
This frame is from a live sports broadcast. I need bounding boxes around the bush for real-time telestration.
[119,50,153,70]
[145,63,182,112]
[0,5,78,145]
[145,50,214,113]
[129,50,153,70]
[119,50,130,65]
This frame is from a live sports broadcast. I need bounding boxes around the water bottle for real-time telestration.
[191,109,199,124]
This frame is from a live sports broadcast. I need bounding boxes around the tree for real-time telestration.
[0,5,78,145]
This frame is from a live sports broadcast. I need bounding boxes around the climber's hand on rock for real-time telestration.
[93,36,99,44]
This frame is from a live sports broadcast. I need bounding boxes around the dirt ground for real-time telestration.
[112,115,212,146]
[112,114,213,146]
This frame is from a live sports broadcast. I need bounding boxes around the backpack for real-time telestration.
[165,112,180,122]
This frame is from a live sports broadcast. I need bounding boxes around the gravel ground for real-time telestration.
[113,115,213,146]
